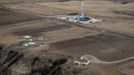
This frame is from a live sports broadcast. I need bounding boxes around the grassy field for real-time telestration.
[0,0,133,75]
[39,0,134,36]
[0,0,133,60]
[2,0,133,36]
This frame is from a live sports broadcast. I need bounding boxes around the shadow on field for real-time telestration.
[114,10,134,16]
[110,0,134,4]
[0,6,43,26]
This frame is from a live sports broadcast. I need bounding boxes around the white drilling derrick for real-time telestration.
[81,2,85,17]
[56,1,103,24]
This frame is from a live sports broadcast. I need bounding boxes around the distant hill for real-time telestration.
[110,0,134,4]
